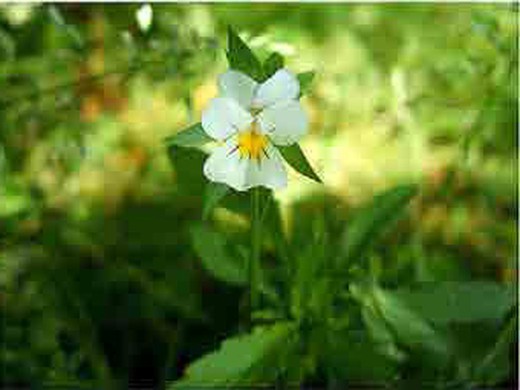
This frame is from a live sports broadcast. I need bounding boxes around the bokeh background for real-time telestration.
[0,3,517,388]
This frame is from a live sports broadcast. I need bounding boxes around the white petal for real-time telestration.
[258,100,308,145]
[203,140,287,191]
[201,97,252,140]
[244,143,287,190]
[218,70,258,109]
[253,69,299,108]
[203,139,249,191]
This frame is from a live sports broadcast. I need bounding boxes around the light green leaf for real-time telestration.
[361,304,406,362]
[190,224,246,286]
[164,123,211,149]
[278,144,321,183]
[226,26,263,82]
[297,71,315,97]
[170,323,296,389]
[340,184,418,265]
[203,182,230,220]
[0,191,30,217]
[392,282,515,324]
[263,52,284,80]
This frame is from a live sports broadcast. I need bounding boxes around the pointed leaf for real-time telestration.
[263,52,284,80]
[226,26,263,81]
[165,123,212,149]
[203,182,230,220]
[170,323,296,389]
[279,144,321,183]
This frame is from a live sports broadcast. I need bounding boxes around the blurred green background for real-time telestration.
[0,3,517,389]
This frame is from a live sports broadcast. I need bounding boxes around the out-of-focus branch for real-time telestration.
[0,58,165,111]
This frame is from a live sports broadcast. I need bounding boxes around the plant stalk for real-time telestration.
[249,187,262,323]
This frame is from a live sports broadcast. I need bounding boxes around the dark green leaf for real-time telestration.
[226,26,263,81]
[393,282,515,324]
[325,330,399,383]
[279,144,321,183]
[202,182,230,220]
[164,123,212,149]
[167,146,207,195]
[263,52,284,80]
[190,224,246,286]
[472,315,516,385]
[340,184,418,265]
[170,323,296,389]
[297,71,315,97]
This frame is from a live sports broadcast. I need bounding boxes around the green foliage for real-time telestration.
[171,323,296,388]
[190,223,246,286]
[393,281,515,324]
[340,184,418,266]
[203,182,230,219]
[226,26,264,82]
[371,286,450,357]
[324,330,399,383]
[279,144,322,183]
[297,71,315,97]
[263,52,285,79]
[0,4,516,389]
[471,315,517,386]
[165,123,212,149]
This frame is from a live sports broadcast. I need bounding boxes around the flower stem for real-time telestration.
[249,187,261,323]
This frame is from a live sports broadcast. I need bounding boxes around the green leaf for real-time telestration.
[297,71,315,97]
[226,26,263,81]
[325,330,399,383]
[202,182,230,220]
[351,284,406,362]
[392,282,515,324]
[340,184,418,265]
[263,52,284,80]
[472,315,516,385]
[278,144,321,183]
[167,146,207,195]
[372,286,450,357]
[170,323,296,389]
[190,224,246,286]
[164,123,211,149]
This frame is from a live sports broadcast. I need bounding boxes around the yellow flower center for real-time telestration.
[237,123,268,160]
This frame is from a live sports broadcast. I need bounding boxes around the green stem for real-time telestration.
[249,187,262,323]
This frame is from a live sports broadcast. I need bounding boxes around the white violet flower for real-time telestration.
[201,68,308,191]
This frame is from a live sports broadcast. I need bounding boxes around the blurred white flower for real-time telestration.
[136,4,153,33]
[201,69,308,191]
[1,4,35,27]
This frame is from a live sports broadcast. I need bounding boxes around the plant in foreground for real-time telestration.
[167,26,321,326]
[164,26,515,389]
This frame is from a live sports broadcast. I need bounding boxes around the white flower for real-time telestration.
[136,4,153,33]
[201,69,308,191]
